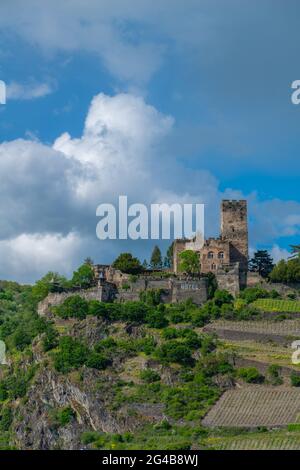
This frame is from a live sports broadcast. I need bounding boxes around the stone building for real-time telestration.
[173,200,248,291]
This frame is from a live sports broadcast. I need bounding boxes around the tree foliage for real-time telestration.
[112,253,143,274]
[178,250,200,275]
[249,250,274,278]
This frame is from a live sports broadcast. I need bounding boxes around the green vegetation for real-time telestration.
[112,253,143,274]
[236,367,264,384]
[290,371,300,387]
[150,245,163,269]
[248,250,274,278]
[178,250,200,275]
[2,259,300,450]
[270,257,300,283]
[253,298,300,312]
[49,406,75,428]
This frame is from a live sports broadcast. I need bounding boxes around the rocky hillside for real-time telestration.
[1,277,300,450]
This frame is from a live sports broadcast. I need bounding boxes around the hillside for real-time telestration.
[0,277,300,450]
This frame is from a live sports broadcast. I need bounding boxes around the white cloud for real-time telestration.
[6,81,54,100]
[0,232,82,283]
[270,244,290,263]
[0,90,298,282]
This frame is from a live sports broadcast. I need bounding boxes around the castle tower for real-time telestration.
[221,200,248,285]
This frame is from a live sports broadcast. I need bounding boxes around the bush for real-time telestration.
[290,371,300,387]
[213,290,233,307]
[53,336,88,373]
[50,406,75,428]
[139,289,163,306]
[54,295,88,320]
[0,407,13,432]
[88,300,109,319]
[267,364,283,385]
[146,308,168,328]
[81,431,101,445]
[86,352,111,370]
[121,301,150,323]
[156,341,194,366]
[237,367,264,384]
[239,286,271,304]
[140,369,160,383]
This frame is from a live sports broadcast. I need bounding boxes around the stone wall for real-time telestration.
[38,275,209,316]
[37,283,117,317]
[216,263,241,297]
[170,278,208,304]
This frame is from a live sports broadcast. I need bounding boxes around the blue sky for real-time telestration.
[0,0,299,282]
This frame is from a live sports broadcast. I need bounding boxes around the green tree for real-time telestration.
[164,242,174,269]
[71,263,95,288]
[142,259,148,270]
[54,295,88,320]
[32,272,68,302]
[112,253,143,274]
[178,250,200,276]
[248,250,274,277]
[150,245,163,269]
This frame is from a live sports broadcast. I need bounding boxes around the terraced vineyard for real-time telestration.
[253,299,300,313]
[202,387,300,428]
[219,339,295,369]
[208,319,300,336]
[202,432,300,450]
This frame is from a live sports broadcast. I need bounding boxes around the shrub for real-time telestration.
[145,308,168,328]
[50,406,75,428]
[291,371,300,387]
[86,352,111,370]
[53,336,88,373]
[54,295,88,320]
[0,407,13,432]
[81,431,101,445]
[121,301,150,323]
[267,364,283,385]
[140,289,163,306]
[239,286,271,304]
[88,300,109,319]
[237,367,264,384]
[213,290,233,307]
[157,341,194,366]
[140,369,160,383]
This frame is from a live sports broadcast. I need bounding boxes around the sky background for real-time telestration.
[0,0,299,283]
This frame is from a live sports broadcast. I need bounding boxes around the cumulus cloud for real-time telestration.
[6,81,54,100]
[0,90,298,282]
[0,232,82,283]
[270,244,290,263]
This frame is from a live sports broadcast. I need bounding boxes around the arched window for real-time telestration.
[208,251,214,259]
[218,251,224,259]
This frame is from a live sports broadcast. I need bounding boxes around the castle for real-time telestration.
[38,200,249,318]
[173,200,248,291]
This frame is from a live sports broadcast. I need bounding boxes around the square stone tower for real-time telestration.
[221,200,248,285]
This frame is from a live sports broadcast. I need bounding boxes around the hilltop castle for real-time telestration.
[173,200,248,290]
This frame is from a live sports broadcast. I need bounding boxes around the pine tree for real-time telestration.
[248,250,274,278]
[150,246,162,269]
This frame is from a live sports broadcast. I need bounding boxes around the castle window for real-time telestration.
[218,251,224,259]
[231,226,235,232]
[208,251,214,259]
[211,263,216,270]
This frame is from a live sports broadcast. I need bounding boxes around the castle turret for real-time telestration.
[221,200,248,286]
